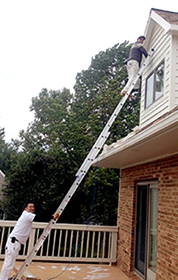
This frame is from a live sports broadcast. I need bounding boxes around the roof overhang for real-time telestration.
[166,24,178,35]
[94,109,178,169]
[144,9,178,50]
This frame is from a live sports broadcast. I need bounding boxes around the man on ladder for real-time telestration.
[6,38,154,280]
[120,36,148,97]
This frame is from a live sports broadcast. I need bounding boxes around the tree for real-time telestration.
[70,41,140,224]
[2,88,76,220]
[2,41,140,225]
[73,41,140,143]
[0,127,18,174]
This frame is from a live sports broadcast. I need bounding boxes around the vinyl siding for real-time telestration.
[174,36,178,105]
[139,24,173,128]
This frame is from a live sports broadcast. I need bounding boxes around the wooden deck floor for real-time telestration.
[0,261,130,280]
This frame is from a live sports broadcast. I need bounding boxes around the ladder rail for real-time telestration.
[13,48,154,280]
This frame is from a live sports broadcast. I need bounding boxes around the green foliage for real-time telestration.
[1,40,140,225]
[73,41,139,143]
[79,167,120,225]
[0,128,17,174]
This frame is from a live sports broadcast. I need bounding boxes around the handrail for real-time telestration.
[0,221,118,264]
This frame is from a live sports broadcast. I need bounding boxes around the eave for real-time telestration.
[94,108,178,170]
[144,9,178,50]
[166,24,178,35]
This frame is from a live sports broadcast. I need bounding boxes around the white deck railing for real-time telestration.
[0,221,118,264]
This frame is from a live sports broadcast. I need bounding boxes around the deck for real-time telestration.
[0,222,130,279]
[0,261,130,280]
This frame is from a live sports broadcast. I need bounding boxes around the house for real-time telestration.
[94,8,178,280]
[0,170,7,219]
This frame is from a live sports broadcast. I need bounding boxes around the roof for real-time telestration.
[94,106,178,169]
[152,8,178,25]
[144,8,178,49]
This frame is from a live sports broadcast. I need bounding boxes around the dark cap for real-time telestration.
[137,36,146,40]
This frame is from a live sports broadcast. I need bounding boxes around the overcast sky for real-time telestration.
[0,0,177,142]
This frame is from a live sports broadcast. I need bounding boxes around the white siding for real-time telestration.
[171,35,178,107]
[139,23,174,128]
[176,38,178,103]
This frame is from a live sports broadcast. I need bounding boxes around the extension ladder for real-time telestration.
[13,48,154,280]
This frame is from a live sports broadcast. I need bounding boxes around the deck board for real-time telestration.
[0,261,130,280]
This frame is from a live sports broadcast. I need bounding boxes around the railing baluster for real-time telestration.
[75,230,79,257]
[102,232,106,259]
[97,232,101,259]
[108,232,112,258]
[63,230,68,257]
[52,229,57,257]
[46,231,51,257]
[85,231,90,258]
[0,227,5,254]
[91,231,95,258]
[0,221,117,263]
[69,230,73,257]
[58,229,62,257]
[80,231,84,259]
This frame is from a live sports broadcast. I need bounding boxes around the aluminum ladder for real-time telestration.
[13,48,154,280]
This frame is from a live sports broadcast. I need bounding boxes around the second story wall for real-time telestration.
[140,25,171,128]
[139,9,178,128]
[170,34,178,108]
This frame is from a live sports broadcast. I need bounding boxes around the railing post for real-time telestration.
[110,230,118,265]
[0,221,118,263]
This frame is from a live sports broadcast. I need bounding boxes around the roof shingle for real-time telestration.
[152,8,178,25]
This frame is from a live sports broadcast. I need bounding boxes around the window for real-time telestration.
[145,61,164,108]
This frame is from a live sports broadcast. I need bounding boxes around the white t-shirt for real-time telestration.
[10,210,36,244]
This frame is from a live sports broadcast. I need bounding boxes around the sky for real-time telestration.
[0,0,177,142]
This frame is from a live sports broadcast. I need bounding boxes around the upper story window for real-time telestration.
[145,61,164,108]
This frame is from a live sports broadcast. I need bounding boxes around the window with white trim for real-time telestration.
[145,61,164,108]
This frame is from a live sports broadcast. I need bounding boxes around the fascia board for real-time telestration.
[144,10,178,47]
[151,10,171,31]
[166,24,178,35]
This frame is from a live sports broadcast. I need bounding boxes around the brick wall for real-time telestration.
[117,154,178,280]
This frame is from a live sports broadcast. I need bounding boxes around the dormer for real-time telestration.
[140,8,178,128]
